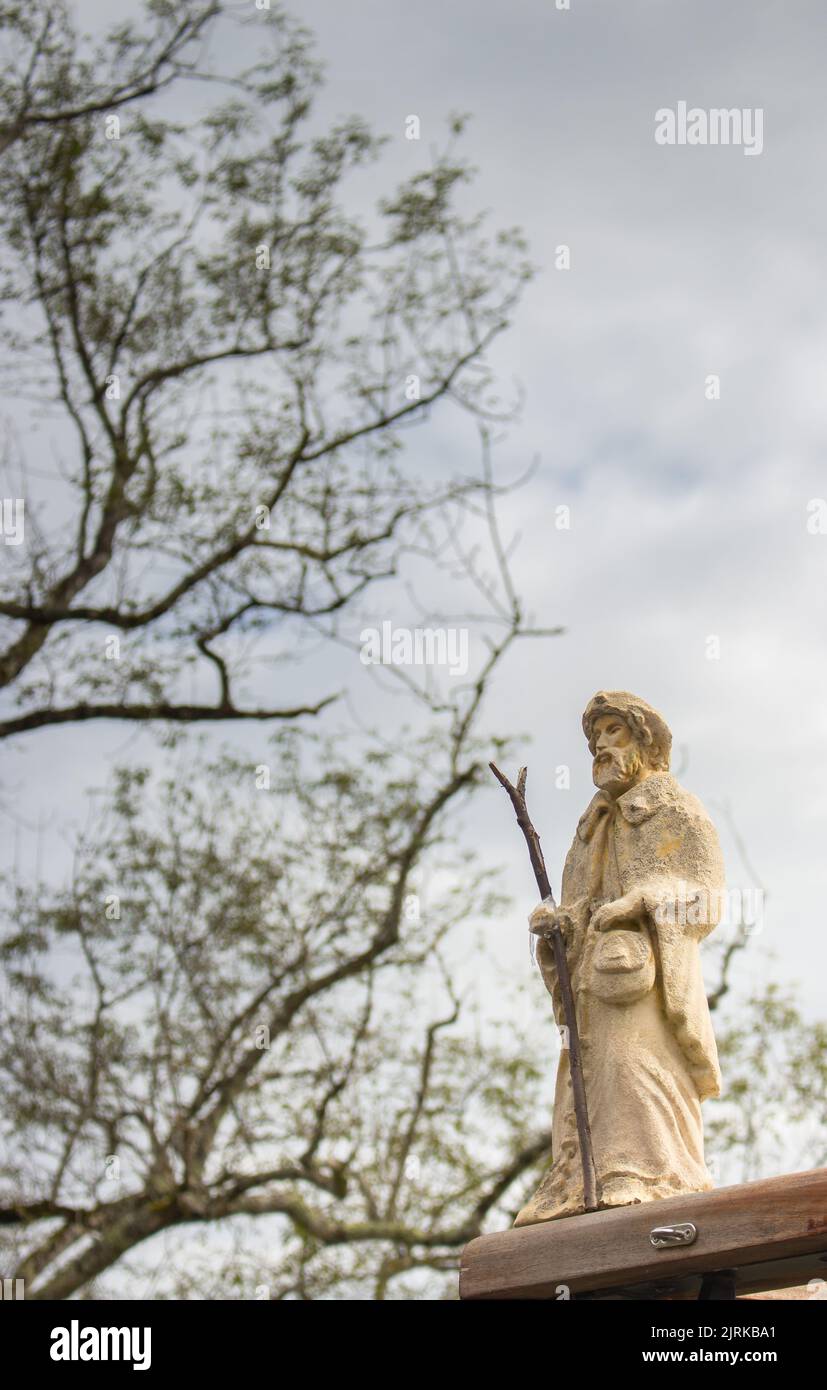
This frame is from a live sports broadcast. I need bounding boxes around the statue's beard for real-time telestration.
[593,745,644,792]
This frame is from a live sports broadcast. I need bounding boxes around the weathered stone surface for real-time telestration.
[516,691,725,1227]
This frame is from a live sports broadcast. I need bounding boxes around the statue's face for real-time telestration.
[591,714,646,796]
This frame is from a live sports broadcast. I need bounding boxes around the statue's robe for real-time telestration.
[515,771,725,1227]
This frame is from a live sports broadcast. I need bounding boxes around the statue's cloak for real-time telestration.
[548,771,724,1100]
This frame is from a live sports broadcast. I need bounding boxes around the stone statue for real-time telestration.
[514,690,725,1227]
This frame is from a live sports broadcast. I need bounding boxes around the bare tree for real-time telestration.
[0,0,530,739]
[0,0,555,1302]
[0,449,562,1299]
[0,0,220,153]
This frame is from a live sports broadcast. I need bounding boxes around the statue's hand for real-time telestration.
[591,891,644,932]
[528,900,569,943]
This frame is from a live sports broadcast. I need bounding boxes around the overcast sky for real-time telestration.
[4,0,827,1036]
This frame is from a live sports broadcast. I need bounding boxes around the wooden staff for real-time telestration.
[489,761,598,1213]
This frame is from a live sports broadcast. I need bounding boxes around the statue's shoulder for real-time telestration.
[618,773,713,826]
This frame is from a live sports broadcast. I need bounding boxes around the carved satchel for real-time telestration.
[589,922,656,1003]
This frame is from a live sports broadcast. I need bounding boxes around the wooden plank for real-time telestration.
[459,1167,827,1300]
[564,1250,827,1300]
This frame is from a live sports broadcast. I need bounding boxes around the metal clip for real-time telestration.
[650,1222,698,1249]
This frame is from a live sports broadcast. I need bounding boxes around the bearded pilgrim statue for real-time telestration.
[515,691,726,1227]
